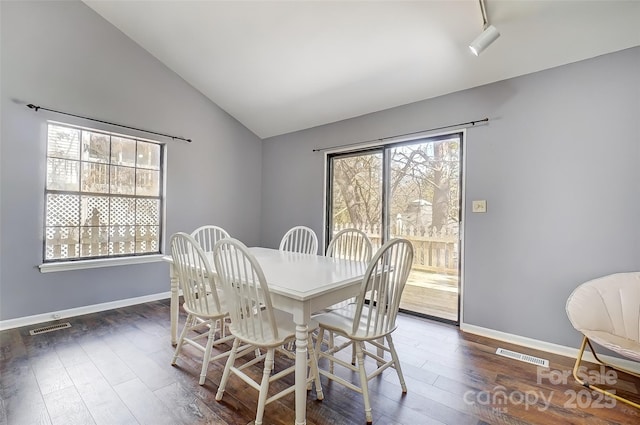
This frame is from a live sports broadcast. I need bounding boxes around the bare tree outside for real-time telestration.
[389,138,460,235]
[330,138,460,236]
[328,135,461,322]
[331,152,382,229]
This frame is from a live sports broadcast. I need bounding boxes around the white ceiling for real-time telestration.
[84,1,640,139]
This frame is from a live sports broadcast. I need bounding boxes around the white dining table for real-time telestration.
[163,246,367,425]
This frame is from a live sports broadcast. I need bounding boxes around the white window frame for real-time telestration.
[39,121,167,273]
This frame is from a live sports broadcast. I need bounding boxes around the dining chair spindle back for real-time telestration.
[326,227,372,262]
[279,225,318,255]
[169,232,234,385]
[190,225,230,252]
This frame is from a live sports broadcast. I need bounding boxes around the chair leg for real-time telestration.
[585,338,640,379]
[386,334,407,393]
[572,336,640,409]
[355,341,373,424]
[328,331,335,373]
[199,320,217,385]
[255,348,275,425]
[216,338,240,401]
[572,336,589,386]
[307,334,324,400]
[351,342,357,365]
[171,313,193,365]
[315,327,326,367]
[376,337,385,367]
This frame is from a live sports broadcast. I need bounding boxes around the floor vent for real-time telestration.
[496,347,549,368]
[29,322,71,336]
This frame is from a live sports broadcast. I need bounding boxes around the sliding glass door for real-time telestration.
[326,133,462,323]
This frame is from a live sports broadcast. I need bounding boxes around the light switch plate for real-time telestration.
[472,200,487,213]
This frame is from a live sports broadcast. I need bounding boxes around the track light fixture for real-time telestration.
[469,24,500,56]
[469,0,500,56]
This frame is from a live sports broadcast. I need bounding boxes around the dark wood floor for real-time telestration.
[1,299,639,425]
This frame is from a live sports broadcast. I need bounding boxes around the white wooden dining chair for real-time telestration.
[169,232,235,385]
[278,225,319,350]
[279,225,318,255]
[190,225,230,252]
[325,228,372,308]
[322,228,373,366]
[314,238,414,424]
[213,238,324,425]
[326,227,373,262]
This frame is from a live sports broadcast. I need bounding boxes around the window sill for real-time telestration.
[39,254,166,273]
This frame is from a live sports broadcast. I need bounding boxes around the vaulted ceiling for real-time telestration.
[84,1,640,138]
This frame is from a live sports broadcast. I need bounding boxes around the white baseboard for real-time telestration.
[0,292,171,331]
[460,322,640,374]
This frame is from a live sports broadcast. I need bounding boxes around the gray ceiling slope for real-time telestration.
[84,1,640,139]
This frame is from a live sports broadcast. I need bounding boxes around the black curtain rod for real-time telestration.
[26,103,192,143]
[312,117,489,152]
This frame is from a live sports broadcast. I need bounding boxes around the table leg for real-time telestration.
[295,322,308,425]
[170,263,179,346]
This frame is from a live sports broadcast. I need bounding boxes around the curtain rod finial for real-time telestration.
[27,104,40,111]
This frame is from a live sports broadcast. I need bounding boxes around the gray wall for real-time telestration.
[0,1,262,321]
[261,47,640,348]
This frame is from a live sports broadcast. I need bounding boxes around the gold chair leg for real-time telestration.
[573,336,640,409]
[572,336,589,386]
[585,339,640,379]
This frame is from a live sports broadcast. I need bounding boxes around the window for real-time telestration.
[44,122,164,262]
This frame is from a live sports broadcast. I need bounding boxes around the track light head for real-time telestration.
[469,24,500,56]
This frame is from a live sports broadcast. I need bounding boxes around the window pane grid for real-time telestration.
[45,123,163,262]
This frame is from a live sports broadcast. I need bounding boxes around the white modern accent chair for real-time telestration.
[279,225,318,255]
[169,232,234,385]
[213,238,324,425]
[566,272,640,409]
[190,225,230,252]
[314,238,414,424]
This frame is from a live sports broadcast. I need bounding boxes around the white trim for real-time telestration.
[0,291,171,331]
[160,144,168,254]
[42,121,168,271]
[458,128,467,325]
[460,323,640,374]
[39,254,165,273]
[322,150,328,250]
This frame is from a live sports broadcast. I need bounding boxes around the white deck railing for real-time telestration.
[332,222,458,274]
